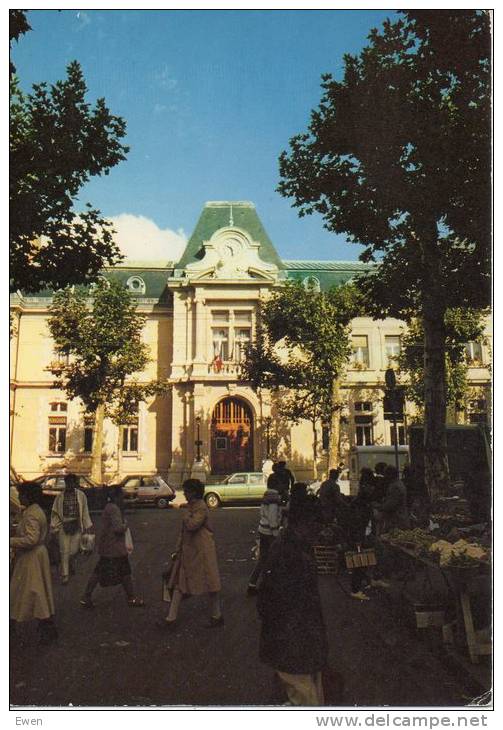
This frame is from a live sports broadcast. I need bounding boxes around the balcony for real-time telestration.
[207,361,242,377]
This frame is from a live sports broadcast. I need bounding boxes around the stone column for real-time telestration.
[170,290,188,380]
[192,294,207,376]
[167,384,190,487]
[190,383,208,483]
[185,296,193,365]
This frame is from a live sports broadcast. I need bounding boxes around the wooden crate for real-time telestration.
[313,545,339,574]
[345,548,377,569]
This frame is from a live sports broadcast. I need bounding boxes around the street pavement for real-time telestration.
[10,506,487,708]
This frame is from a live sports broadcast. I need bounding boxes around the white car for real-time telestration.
[118,474,176,509]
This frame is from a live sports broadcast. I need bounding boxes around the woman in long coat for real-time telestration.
[159,479,222,629]
[10,482,57,643]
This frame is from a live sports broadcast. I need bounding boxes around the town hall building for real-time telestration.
[9,201,492,485]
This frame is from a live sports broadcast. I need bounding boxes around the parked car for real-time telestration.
[32,472,106,511]
[204,472,267,509]
[115,474,176,509]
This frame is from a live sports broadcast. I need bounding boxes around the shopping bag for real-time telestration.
[162,570,172,603]
[80,533,95,554]
[125,527,134,554]
[161,554,177,602]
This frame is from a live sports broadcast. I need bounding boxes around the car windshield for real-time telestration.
[157,477,169,489]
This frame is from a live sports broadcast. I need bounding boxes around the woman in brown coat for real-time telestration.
[159,479,223,629]
[80,487,144,608]
[10,482,57,644]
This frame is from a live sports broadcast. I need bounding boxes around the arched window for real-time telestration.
[126,276,146,295]
[302,276,321,292]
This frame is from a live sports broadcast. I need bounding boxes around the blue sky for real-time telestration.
[11,9,397,262]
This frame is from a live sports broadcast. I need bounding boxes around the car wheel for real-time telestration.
[156,497,169,509]
[205,493,221,509]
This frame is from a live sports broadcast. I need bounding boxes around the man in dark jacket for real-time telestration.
[318,468,342,524]
[273,461,296,504]
[257,502,327,705]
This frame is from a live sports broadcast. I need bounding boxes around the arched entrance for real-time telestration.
[211,397,254,474]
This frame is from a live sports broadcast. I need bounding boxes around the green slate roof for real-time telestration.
[284,260,372,291]
[175,201,285,270]
[103,268,173,302]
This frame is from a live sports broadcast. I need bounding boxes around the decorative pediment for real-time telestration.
[185,227,278,281]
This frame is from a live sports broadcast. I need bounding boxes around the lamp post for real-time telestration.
[264,416,272,459]
[195,415,203,462]
[385,367,400,473]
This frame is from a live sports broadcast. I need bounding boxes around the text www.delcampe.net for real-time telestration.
[316,715,490,729]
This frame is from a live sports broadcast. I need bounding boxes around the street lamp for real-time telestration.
[384,367,400,473]
[264,416,272,459]
[195,415,203,462]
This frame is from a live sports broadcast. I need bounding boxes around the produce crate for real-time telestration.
[345,548,377,569]
[313,545,339,574]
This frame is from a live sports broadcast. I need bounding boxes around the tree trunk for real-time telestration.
[421,236,450,503]
[328,378,341,469]
[90,403,105,484]
[312,419,318,481]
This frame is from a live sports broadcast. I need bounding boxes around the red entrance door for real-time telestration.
[211,398,253,475]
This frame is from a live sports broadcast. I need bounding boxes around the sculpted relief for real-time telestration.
[185,227,278,281]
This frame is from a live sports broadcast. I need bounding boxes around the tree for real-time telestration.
[278,11,491,500]
[241,280,360,477]
[398,309,487,416]
[9,9,31,76]
[10,10,128,293]
[48,281,167,483]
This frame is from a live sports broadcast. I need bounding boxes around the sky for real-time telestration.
[11,9,397,263]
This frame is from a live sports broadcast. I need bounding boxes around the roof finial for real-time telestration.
[229,204,234,226]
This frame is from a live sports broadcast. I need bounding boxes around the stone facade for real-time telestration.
[9,201,492,485]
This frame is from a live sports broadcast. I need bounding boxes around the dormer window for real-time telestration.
[126,276,146,295]
[302,276,321,293]
[89,276,110,292]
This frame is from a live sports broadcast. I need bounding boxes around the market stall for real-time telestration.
[381,526,491,664]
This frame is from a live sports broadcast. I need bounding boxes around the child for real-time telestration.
[247,478,282,593]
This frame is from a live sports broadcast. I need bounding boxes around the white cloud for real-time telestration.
[76,11,91,29]
[109,214,187,263]
[155,65,178,91]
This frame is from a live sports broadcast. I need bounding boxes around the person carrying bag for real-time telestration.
[158,479,223,630]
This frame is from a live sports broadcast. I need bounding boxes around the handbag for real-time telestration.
[80,532,95,554]
[161,552,177,602]
[345,546,377,569]
[162,570,172,603]
[125,527,134,554]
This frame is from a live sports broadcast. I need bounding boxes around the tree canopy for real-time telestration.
[241,280,361,471]
[48,280,167,480]
[278,10,491,499]
[398,309,487,413]
[278,10,490,315]
[10,11,128,293]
